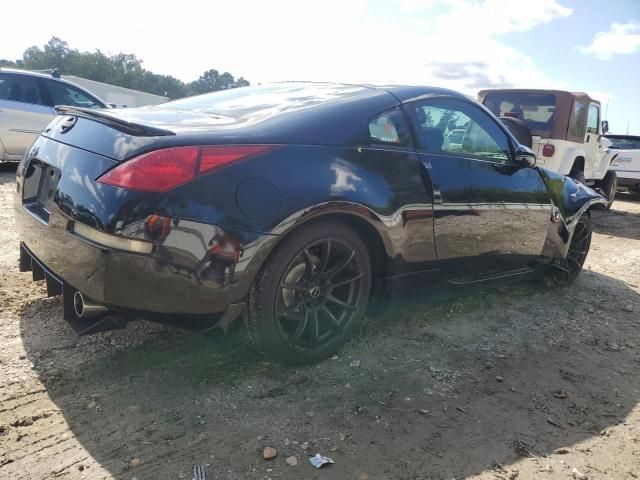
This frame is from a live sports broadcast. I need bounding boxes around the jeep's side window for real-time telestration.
[568,102,587,139]
[368,107,411,146]
[586,103,599,134]
[0,74,44,105]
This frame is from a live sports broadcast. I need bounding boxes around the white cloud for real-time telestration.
[433,0,571,35]
[400,0,441,11]
[578,22,640,60]
[0,0,573,96]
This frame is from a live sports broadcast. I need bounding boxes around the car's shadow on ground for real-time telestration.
[0,162,18,175]
[592,197,640,241]
[18,264,640,479]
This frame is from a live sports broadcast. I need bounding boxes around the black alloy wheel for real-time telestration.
[276,238,364,352]
[551,214,592,285]
[245,220,372,364]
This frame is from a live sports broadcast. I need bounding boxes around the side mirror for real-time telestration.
[601,120,609,134]
[513,144,536,167]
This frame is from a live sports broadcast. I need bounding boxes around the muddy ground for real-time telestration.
[1,164,639,480]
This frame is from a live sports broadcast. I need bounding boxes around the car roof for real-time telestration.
[0,67,62,80]
[158,81,472,118]
[357,83,470,102]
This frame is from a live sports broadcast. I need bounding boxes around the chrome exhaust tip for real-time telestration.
[73,291,108,319]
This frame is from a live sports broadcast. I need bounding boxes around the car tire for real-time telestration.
[245,220,372,365]
[546,213,592,287]
[569,164,586,184]
[598,171,617,210]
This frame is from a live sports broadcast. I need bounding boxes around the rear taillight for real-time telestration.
[542,144,555,157]
[97,145,275,192]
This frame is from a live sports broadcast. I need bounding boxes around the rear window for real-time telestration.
[368,107,411,146]
[483,93,556,137]
[157,83,368,116]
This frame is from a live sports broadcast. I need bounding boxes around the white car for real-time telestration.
[478,89,617,208]
[0,68,107,162]
[604,134,640,193]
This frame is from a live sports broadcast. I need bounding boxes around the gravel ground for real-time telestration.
[1,163,639,480]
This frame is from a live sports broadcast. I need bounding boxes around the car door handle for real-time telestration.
[421,161,443,204]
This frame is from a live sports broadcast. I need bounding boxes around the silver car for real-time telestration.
[0,69,107,162]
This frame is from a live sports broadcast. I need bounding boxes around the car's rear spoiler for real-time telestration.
[55,106,175,137]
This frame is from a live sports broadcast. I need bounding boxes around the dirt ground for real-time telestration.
[1,163,639,480]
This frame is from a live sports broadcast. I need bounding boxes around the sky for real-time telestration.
[2,0,639,134]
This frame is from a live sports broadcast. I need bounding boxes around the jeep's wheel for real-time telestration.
[599,171,618,209]
[548,214,592,286]
[245,220,372,365]
[569,165,586,184]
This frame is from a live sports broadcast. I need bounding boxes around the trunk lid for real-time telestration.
[41,107,231,161]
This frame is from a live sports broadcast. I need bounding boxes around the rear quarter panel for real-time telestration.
[166,144,437,277]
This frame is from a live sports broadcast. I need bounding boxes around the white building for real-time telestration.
[62,75,169,107]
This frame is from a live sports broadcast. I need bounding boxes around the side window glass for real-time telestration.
[45,80,102,109]
[409,98,510,163]
[568,101,587,139]
[368,107,411,146]
[0,75,44,105]
[586,103,599,134]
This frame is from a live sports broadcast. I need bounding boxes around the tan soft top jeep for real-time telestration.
[478,89,618,208]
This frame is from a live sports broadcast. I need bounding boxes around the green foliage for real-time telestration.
[1,37,250,100]
[437,109,460,132]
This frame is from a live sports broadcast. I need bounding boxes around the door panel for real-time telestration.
[0,100,54,155]
[421,153,551,281]
[403,95,551,282]
[0,74,55,157]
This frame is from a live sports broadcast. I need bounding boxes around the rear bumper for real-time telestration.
[14,190,268,322]
[13,134,277,331]
[612,170,640,187]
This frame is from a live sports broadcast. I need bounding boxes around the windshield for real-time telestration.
[606,136,640,149]
[483,92,557,137]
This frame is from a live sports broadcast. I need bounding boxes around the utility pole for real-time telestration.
[627,121,630,135]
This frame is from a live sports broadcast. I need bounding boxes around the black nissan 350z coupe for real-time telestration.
[14,82,606,364]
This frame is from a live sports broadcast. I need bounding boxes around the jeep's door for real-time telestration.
[583,102,600,179]
[0,73,55,157]
[405,96,552,282]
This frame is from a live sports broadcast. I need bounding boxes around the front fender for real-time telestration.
[540,168,606,220]
[539,168,606,258]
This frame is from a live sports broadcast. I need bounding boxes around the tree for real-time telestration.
[4,37,250,100]
[235,77,250,88]
[437,110,460,132]
[0,59,21,68]
[188,69,250,96]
